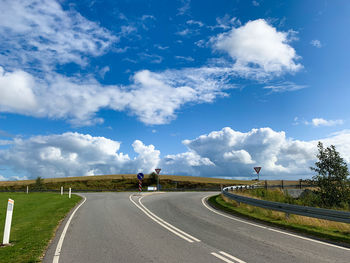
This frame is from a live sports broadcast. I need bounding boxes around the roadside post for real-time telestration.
[254,167,261,181]
[2,199,14,245]
[137,173,144,193]
[61,186,63,195]
[69,188,71,198]
[26,186,29,194]
[155,168,161,191]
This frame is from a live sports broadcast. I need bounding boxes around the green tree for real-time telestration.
[34,176,45,190]
[310,142,350,207]
[149,172,157,184]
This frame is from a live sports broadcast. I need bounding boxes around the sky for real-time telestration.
[0,0,349,181]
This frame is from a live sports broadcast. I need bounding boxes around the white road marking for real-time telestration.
[202,195,350,252]
[139,195,201,242]
[53,195,87,263]
[219,251,247,263]
[211,252,236,263]
[129,194,200,243]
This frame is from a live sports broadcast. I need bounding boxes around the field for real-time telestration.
[0,193,81,263]
[0,174,253,191]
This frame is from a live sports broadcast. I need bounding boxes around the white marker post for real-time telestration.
[61,186,63,195]
[69,188,71,198]
[2,199,14,245]
[26,186,29,194]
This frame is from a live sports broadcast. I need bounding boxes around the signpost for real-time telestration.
[61,186,63,195]
[155,168,161,191]
[254,167,262,181]
[2,199,14,245]
[69,188,71,198]
[137,173,144,192]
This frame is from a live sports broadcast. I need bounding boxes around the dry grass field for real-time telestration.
[0,174,252,190]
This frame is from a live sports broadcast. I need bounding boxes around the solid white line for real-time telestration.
[202,195,350,252]
[139,195,201,242]
[53,195,87,263]
[129,194,198,243]
[219,251,247,263]
[211,252,236,263]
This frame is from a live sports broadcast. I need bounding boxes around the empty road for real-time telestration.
[44,192,350,263]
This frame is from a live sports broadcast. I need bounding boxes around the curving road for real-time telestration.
[44,192,350,263]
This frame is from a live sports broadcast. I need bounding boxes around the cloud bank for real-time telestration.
[1,128,349,180]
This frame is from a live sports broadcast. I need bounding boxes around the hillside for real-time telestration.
[0,174,253,191]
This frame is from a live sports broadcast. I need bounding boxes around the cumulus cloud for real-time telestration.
[306,118,344,127]
[0,66,234,125]
[1,128,350,180]
[211,19,302,77]
[161,127,350,179]
[0,132,159,178]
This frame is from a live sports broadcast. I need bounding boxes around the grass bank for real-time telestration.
[0,174,252,192]
[0,192,81,263]
[208,194,350,245]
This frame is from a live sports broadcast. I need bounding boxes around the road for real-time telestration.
[44,192,350,263]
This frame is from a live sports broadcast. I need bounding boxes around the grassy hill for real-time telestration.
[0,174,253,191]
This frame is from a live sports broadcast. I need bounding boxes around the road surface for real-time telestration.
[44,192,350,263]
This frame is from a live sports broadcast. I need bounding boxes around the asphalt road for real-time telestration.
[44,192,350,263]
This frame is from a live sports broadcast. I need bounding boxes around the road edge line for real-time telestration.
[202,195,350,252]
[52,194,87,263]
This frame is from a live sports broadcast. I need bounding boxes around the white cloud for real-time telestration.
[0,132,159,178]
[161,127,350,179]
[0,175,6,181]
[264,81,307,93]
[306,118,344,127]
[310,39,322,48]
[186,20,204,27]
[1,128,350,180]
[176,28,191,36]
[177,0,191,16]
[0,0,117,70]
[175,56,195,62]
[211,19,302,76]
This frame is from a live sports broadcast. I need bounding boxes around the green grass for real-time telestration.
[0,193,81,263]
[208,194,350,245]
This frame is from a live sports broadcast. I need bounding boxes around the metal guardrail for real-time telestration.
[222,187,350,223]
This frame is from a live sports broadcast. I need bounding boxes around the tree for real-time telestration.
[310,142,350,207]
[35,176,45,190]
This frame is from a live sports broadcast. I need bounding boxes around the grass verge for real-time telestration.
[0,192,82,263]
[208,194,350,245]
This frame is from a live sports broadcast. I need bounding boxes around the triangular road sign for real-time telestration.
[155,168,161,174]
[254,167,261,174]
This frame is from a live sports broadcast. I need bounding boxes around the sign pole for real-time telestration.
[155,168,161,191]
[2,199,14,245]
[137,173,144,193]
[254,167,262,181]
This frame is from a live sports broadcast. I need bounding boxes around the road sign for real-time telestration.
[155,168,161,174]
[254,167,261,174]
[137,173,144,180]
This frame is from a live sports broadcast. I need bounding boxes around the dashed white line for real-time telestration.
[202,195,350,252]
[219,251,247,263]
[211,251,247,263]
[129,194,200,243]
[53,195,87,263]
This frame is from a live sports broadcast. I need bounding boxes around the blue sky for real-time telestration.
[0,0,349,180]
